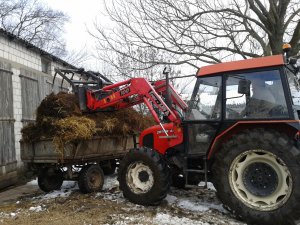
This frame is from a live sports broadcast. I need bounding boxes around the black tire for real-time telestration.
[38,167,63,192]
[101,160,117,175]
[212,129,300,225]
[118,147,170,205]
[78,164,104,194]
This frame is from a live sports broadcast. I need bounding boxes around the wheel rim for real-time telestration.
[88,168,101,189]
[126,161,154,194]
[229,149,292,211]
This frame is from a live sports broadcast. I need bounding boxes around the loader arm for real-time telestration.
[86,78,187,126]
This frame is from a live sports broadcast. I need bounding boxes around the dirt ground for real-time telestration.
[0,175,245,225]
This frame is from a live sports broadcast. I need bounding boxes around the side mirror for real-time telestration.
[238,79,251,95]
[289,57,298,65]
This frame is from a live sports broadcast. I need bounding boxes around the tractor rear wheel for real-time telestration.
[212,129,300,225]
[78,164,104,193]
[118,147,170,205]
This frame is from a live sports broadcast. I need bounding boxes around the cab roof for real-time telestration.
[197,55,285,76]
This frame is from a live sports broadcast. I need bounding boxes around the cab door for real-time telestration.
[184,76,222,156]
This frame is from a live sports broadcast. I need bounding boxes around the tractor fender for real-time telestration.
[207,120,300,160]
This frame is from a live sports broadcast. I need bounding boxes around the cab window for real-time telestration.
[225,69,288,119]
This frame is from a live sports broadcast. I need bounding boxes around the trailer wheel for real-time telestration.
[38,167,63,192]
[212,129,300,225]
[101,160,117,175]
[118,147,170,205]
[78,164,104,193]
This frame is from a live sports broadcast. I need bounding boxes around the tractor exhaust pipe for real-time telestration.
[163,67,172,109]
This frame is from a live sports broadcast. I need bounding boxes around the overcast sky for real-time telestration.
[41,0,197,93]
[42,0,110,69]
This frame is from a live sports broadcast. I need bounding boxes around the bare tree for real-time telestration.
[92,40,178,80]
[92,0,300,70]
[0,0,69,57]
[63,45,92,66]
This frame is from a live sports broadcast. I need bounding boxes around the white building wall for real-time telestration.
[0,34,71,170]
[0,36,42,72]
[11,68,22,167]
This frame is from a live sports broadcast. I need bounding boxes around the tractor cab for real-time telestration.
[184,54,300,157]
[117,47,300,225]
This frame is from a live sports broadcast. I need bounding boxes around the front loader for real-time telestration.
[54,45,300,225]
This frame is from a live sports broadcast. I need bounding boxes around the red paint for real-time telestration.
[139,123,184,154]
[198,55,284,76]
[207,120,300,159]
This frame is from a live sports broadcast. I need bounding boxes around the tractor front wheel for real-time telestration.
[212,129,300,225]
[118,147,170,205]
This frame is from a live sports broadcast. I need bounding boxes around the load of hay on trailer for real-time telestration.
[21,92,155,152]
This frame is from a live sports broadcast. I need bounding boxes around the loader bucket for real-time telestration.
[52,68,113,111]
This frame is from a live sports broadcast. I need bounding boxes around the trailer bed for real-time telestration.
[21,135,136,164]
[21,135,136,193]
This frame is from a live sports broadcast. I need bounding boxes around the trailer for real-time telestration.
[21,135,136,193]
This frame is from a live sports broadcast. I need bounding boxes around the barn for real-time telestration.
[0,28,75,189]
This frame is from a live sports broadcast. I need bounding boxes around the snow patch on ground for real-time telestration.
[177,199,225,213]
[0,211,19,219]
[103,175,119,191]
[29,205,44,212]
[95,174,126,203]
[34,181,77,200]
[199,182,216,191]
[154,213,209,225]
[26,179,38,186]
[166,193,225,213]
[165,194,177,204]
[107,212,211,225]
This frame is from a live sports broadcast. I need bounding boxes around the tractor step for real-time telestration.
[185,169,205,173]
[185,184,207,189]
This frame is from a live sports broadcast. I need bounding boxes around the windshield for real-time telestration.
[286,67,300,106]
[185,76,222,120]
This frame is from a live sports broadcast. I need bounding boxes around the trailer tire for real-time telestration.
[38,167,63,192]
[118,147,170,205]
[212,129,300,225]
[78,164,104,193]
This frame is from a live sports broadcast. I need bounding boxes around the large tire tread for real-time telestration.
[118,147,170,205]
[212,128,300,225]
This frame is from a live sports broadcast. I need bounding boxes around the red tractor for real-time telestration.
[55,47,300,225]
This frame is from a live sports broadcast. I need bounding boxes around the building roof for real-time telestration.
[197,55,285,76]
[0,28,77,69]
